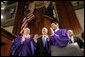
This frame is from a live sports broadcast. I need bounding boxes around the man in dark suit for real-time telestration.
[68,30,84,49]
[35,27,50,56]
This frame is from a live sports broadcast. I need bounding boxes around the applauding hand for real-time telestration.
[26,35,31,40]
[44,35,49,41]
[50,27,54,36]
[21,35,25,43]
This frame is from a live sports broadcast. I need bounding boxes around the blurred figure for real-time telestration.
[68,30,84,49]
[49,22,71,47]
[11,28,32,56]
[81,32,84,55]
[36,27,50,56]
[68,30,74,43]
[81,32,84,41]
[28,34,39,56]
[33,34,39,43]
[30,34,39,56]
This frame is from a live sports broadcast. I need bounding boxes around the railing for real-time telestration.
[1,26,17,56]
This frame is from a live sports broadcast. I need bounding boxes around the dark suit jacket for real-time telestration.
[73,36,84,49]
[35,37,50,56]
[70,36,84,49]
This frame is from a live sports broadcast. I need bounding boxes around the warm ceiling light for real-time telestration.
[3,1,8,2]
[1,8,4,10]
[1,15,3,19]
[1,2,3,4]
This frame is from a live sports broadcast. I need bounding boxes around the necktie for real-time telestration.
[42,36,46,47]
[70,37,74,43]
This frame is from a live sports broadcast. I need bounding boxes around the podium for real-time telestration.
[1,27,17,56]
[51,43,83,56]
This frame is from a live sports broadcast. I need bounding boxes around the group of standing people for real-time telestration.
[11,22,84,56]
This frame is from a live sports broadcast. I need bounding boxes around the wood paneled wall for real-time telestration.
[13,1,82,36]
[13,1,29,36]
[1,36,12,56]
[55,1,83,35]
[28,6,53,35]
[1,27,17,56]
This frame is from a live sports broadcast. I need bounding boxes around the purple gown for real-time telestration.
[49,29,71,47]
[11,36,35,56]
[46,29,71,55]
[29,38,37,56]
